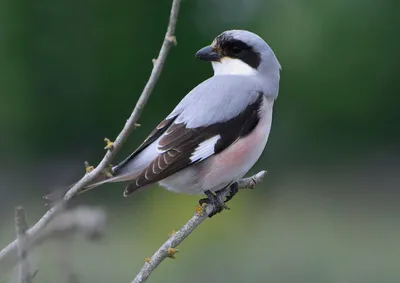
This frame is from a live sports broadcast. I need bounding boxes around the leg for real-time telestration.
[198,181,240,218]
[215,182,239,203]
[198,190,229,218]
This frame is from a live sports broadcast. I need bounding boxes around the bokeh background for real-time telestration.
[1,0,399,282]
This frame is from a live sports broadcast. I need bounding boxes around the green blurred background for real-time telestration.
[1,0,400,282]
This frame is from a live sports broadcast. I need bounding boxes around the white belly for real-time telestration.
[159,97,274,194]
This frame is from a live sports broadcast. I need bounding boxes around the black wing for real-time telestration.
[123,93,264,196]
[112,115,178,173]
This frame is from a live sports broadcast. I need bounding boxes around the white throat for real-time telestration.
[212,57,257,76]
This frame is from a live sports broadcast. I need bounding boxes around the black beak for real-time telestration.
[195,46,221,61]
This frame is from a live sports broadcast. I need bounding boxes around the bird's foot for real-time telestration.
[219,182,239,203]
[198,189,232,218]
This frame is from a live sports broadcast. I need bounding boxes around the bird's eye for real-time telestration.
[231,46,242,54]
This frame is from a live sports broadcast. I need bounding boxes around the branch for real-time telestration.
[15,207,32,283]
[0,0,181,267]
[3,206,107,271]
[35,206,107,244]
[131,170,267,283]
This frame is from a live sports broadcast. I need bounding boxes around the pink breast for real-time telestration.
[198,99,273,191]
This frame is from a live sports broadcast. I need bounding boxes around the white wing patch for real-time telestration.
[190,135,221,162]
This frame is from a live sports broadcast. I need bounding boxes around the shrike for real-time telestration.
[49,30,281,216]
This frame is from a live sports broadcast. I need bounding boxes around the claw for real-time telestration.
[198,183,240,218]
[198,198,209,206]
[215,190,230,210]
[224,182,239,203]
[199,190,228,218]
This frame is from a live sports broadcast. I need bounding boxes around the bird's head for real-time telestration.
[195,30,281,78]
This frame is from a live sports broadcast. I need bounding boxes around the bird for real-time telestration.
[46,30,282,217]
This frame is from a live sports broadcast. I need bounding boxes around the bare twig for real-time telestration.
[15,207,32,283]
[237,170,267,189]
[131,170,267,283]
[2,207,107,271]
[0,0,181,267]
[36,206,107,243]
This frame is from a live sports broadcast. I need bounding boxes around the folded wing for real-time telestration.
[123,92,264,196]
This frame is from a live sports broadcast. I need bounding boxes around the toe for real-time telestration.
[199,198,210,206]
[230,182,239,194]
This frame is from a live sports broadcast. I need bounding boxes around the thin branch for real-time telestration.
[3,207,107,271]
[0,0,181,267]
[15,207,32,283]
[35,206,107,244]
[237,170,267,189]
[131,170,267,283]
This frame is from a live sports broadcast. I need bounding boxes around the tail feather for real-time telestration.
[123,181,150,197]
[43,173,117,203]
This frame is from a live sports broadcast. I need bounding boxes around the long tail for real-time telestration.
[43,173,119,203]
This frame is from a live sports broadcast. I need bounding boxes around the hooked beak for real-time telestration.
[195,45,221,62]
